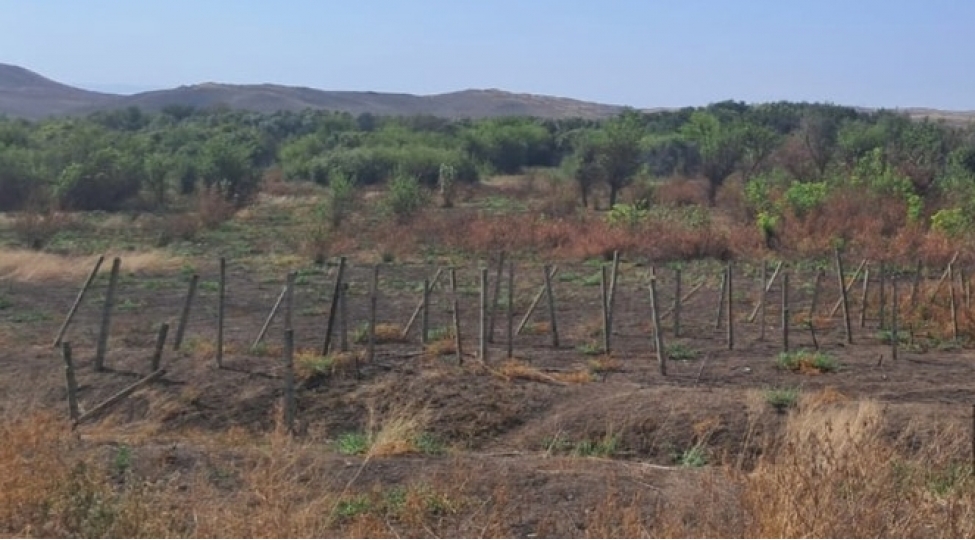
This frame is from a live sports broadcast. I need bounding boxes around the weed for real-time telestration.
[335,495,372,519]
[9,310,50,323]
[336,432,371,455]
[112,445,133,477]
[573,434,620,458]
[764,386,800,412]
[577,341,603,356]
[413,433,446,456]
[588,356,623,376]
[777,349,839,374]
[677,446,708,468]
[666,342,700,361]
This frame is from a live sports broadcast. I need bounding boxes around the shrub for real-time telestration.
[384,174,428,223]
[931,207,970,238]
[777,349,839,373]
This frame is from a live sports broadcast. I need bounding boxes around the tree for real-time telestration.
[567,142,602,209]
[143,153,172,208]
[199,135,260,205]
[680,111,743,206]
[737,123,780,181]
[594,111,646,208]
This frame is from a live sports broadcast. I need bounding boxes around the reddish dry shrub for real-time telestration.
[197,188,237,229]
[655,178,710,207]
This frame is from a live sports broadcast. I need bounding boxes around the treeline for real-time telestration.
[1,102,974,231]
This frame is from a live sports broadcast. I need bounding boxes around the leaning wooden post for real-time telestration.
[420,278,431,345]
[962,267,972,310]
[173,274,199,351]
[714,268,727,330]
[748,260,783,322]
[216,257,226,369]
[62,342,80,422]
[284,271,296,332]
[53,254,104,347]
[516,265,559,334]
[506,261,515,359]
[859,265,871,328]
[321,256,347,356]
[151,323,169,372]
[835,248,853,345]
[758,262,767,341]
[673,267,682,338]
[402,267,443,339]
[649,271,667,376]
[600,265,611,354]
[94,257,121,372]
[726,262,734,350]
[910,259,922,310]
[282,329,296,433]
[781,272,790,353]
[339,284,350,352]
[950,263,960,342]
[450,267,463,364]
[808,270,823,350]
[479,268,489,362]
[487,252,506,343]
[543,264,559,348]
[827,259,866,318]
[607,251,621,334]
[253,283,288,349]
[75,369,166,427]
[891,277,899,361]
[366,265,379,370]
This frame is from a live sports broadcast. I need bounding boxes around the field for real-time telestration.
[4,177,975,537]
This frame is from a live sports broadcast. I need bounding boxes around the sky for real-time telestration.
[1,0,973,110]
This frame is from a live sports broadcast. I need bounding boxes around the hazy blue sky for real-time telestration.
[1,0,972,109]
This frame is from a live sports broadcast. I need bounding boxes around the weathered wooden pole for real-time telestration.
[859,265,870,329]
[151,322,169,372]
[506,261,515,359]
[321,256,347,356]
[53,254,105,347]
[543,264,559,348]
[516,265,559,334]
[450,267,463,364]
[284,271,296,332]
[479,268,488,362]
[649,271,666,376]
[950,263,960,342]
[173,274,199,351]
[758,262,768,341]
[782,272,790,352]
[808,270,823,350]
[216,257,226,368]
[726,262,734,350]
[673,267,682,338]
[339,283,350,352]
[601,265,611,354]
[282,329,296,433]
[891,277,899,361]
[835,248,853,345]
[487,251,506,343]
[366,265,379,371]
[253,282,288,349]
[94,257,121,372]
[714,268,727,330]
[62,342,79,422]
[421,278,431,345]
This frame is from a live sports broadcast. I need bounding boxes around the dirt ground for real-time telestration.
[3,254,974,535]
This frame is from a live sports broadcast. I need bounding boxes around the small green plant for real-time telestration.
[113,445,133,476]
[577,341,602,356]
[876,329,910,345]
[572,434,619,458]
[931,207,971,238]
[413,432,446,455]
[666,342,700,361]
[336,432,371,455]
[335,495,372,518]
[777,349,839,373]
[384,173,428,223]
[606,202,650,228]
[677,445,708,468]
[764,386,800,412]
[297,353,334,375]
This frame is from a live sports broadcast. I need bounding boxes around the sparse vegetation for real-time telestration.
[777,349,839,374]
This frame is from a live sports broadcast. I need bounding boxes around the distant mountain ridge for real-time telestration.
[0,63,626,120]
[1,63,973,123]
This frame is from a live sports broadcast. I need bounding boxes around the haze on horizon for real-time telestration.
[1,0,972,111]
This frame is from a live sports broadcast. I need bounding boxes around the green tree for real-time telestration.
[199,135,260,204]
[143,153,172,208]
[593,111,646,208]
[680,111,743,206]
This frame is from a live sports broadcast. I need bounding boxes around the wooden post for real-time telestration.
[321,256,347,356]
[878,262,887,331]
[75,369,166,426]
[421,278,431,345]
[758,262,767,341]
[339,284,349,352]
[253,282,288,349]
[859,265,870,329]
[748,260,783,322]
[808,270,823,350]
[891,277,899,361]
[450,267,463,364]
[284,271,296,332]
[53,255,104,347]
[94,257,121,372]
[601,265,611,354]
[782,272,790,353]
[673,267,682,338]
[661,280,706,320]
[487,252,505,343]
[62,342,79,422]
[216,257,226,369]
[911,260,922,310]
[827,259,866,318]
[479,268,488,362]
[282,329,296,433]
[714,268,727,330]
[835,249,853,345]
[606,251,620,339]
[402,267,444,338]
[543,264,559,348]
[649,272,666,376]
[516,265,559,334]
[365,265,379,372]
[506,262,515,359]
[726,262,734,350]
[950,263,959,342]
[151,323,169,371]
[928,251,961,302]
[962,267,972,310]
[173,274,199,351]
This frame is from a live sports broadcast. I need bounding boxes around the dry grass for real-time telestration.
[493,359,592,385]
[0,249,183,282]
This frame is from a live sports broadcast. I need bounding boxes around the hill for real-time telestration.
[0,63,625,120]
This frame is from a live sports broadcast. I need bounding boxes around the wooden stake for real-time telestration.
[809,270,823,350]
[339,283,349,352]
[253,282,288,349]
[450,267,463,364]
[516,265,559,334]
[506,262,515,359]
[53,254,104,347]
[726,262,734,350]
[151,323,169,372]
[928,251,960,302]
[601,265,611,354]
[402,267,443,338]
[282,329,296,433]
[321,256,347,356]
[714,268,727,330]
[216,257,226,369]
[782,272,790,352]
[543,264,559,348]
[950,263,959,342]
[607,251,621,332]
[479,268,488,362]
[748,260,783,322]
[673,267,682,338]
[759,262,767,341]
[421,278,431,345]
[660,279,705,320]
[878,262,886,331]
[835,248,853,345]
[487,252,506,343]
[173,274,199,351]
[911,259,922,310]
[94,257,120,372]
[284,270,296,332]
[62,342,79,422]
[859,265,870,329]
[75,369,165,427]
[366,265,379,370]
[891,277,899,361]
[828,259,866,318]
[649,272,666,376]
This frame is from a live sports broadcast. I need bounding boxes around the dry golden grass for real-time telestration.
[0,249,183,282]
[424,336,457,358]
[493,359,592,385]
